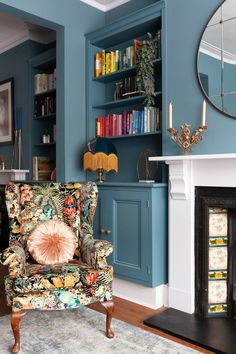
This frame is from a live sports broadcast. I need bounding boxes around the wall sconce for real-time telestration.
[83,138,118,183]
[167,101,208,154]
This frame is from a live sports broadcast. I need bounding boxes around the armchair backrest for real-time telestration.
[5,181,98,251]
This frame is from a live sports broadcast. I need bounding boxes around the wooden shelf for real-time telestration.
[34,142,56,147]
[92,58,161,83]
[34,113,56,120]
[101,131,162,139]
[34,88,56,98]
[93,91,162,110]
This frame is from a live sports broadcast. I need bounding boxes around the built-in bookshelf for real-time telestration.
[86,2,165,183]
[85,2,168,288]
[29,48,56,181]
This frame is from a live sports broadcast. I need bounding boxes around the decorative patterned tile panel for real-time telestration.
[208,303,227,313]
[209,247,228,270]
[209,208,227,213]
[208,280,227,303]
[209,237,228,247]
[208,270,227,280]
[209,211,227,236]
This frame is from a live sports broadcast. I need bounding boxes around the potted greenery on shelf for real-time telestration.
[136,32,160,107]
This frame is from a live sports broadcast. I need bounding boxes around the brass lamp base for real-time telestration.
[97,169,105,183]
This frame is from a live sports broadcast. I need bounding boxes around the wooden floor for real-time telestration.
[0,264,213,353]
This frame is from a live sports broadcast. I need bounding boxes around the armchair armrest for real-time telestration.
[78,236,113,269]
[0,246,26,278]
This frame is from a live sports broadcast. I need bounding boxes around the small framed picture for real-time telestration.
[0,78,14,144]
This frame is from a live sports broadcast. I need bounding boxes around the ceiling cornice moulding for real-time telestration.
[80,0,130,12]
[0,29,29,55]
[200,40,236,65]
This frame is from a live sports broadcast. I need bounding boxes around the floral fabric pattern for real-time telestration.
[1,246,26,277]
[1,181,113,312]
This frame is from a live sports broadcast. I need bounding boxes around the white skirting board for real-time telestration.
[113,277,168,309]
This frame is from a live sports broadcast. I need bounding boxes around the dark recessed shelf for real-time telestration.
[34,113,56,120]
[93,91,162,109]
[92,58,161,83]
[34,88,56,97]
[102,131,162,139]
[34,143,56,147]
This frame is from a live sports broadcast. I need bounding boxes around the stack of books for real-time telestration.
[94,39,141,77]
[34,96,56,117]
[32,156,55,181]
[34,68,56,94]
[96,107,161,137]
[94,31,161,77]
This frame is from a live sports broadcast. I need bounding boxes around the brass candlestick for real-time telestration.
[167,123,207,154]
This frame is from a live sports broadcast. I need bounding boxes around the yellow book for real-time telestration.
[105,52,111,75]
[110,51,115,73]
[102,49,106,76]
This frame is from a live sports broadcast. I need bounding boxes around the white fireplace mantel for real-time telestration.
[150,153,236,314]
[0,169,29,184]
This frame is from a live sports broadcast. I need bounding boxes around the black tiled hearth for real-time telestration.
[144,308,236,354]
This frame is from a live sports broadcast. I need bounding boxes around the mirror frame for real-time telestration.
[196,0,236,119]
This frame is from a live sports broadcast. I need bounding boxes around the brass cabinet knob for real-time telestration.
[100,229,111,235]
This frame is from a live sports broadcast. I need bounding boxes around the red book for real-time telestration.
[100,117,105,137]
[105,115,109,137]
[113,114,117,137]
[134,39,141,65]
[109,114,113,137]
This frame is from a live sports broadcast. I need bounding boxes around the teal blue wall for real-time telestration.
[107,0,235,156]
[164,0,230,155]
[0,0,234,182]
[105,0,157,23]
[0,40,46,169]
[0,0,105,181]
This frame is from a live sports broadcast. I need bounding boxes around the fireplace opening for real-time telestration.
[195,187,236,319]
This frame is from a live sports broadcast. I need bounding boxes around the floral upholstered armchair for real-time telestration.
[0,181,114,354]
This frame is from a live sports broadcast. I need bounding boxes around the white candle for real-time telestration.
[169,102,173,128]
[202,100,206,126]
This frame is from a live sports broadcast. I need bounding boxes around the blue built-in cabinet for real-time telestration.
[86,2,168,287]
[94,183,167,287]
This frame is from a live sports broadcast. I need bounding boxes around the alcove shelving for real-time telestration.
[29,48,56,181]
[85,2,168,288]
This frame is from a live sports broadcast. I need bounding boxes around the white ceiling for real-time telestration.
[0,0,128,54]
[80,0,130,11]
[0,12,55,55]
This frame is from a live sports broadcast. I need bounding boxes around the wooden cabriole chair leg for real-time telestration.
[11,311,26,354]
[100,300,115,338]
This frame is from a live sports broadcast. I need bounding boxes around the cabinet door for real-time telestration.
[100,189,151,284]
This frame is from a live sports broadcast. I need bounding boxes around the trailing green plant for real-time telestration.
[136,32,159,107]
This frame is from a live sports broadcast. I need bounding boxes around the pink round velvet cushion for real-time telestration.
[27,220,77,265]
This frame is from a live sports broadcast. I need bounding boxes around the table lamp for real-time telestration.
[83,138,118,183]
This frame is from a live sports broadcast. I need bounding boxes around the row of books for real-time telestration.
[94,31,161,77]
[96,107,161,137]
[34,69,56,94]
[95,39,140,77]
[34,96,56,117]
[32,156,55,181]
[114,75,143,101]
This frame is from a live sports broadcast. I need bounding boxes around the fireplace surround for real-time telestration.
[149,153,236,314]
[195,186,236,319]
[144,154,236,353]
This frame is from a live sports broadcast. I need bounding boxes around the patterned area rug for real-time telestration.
[0,307,203,354]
